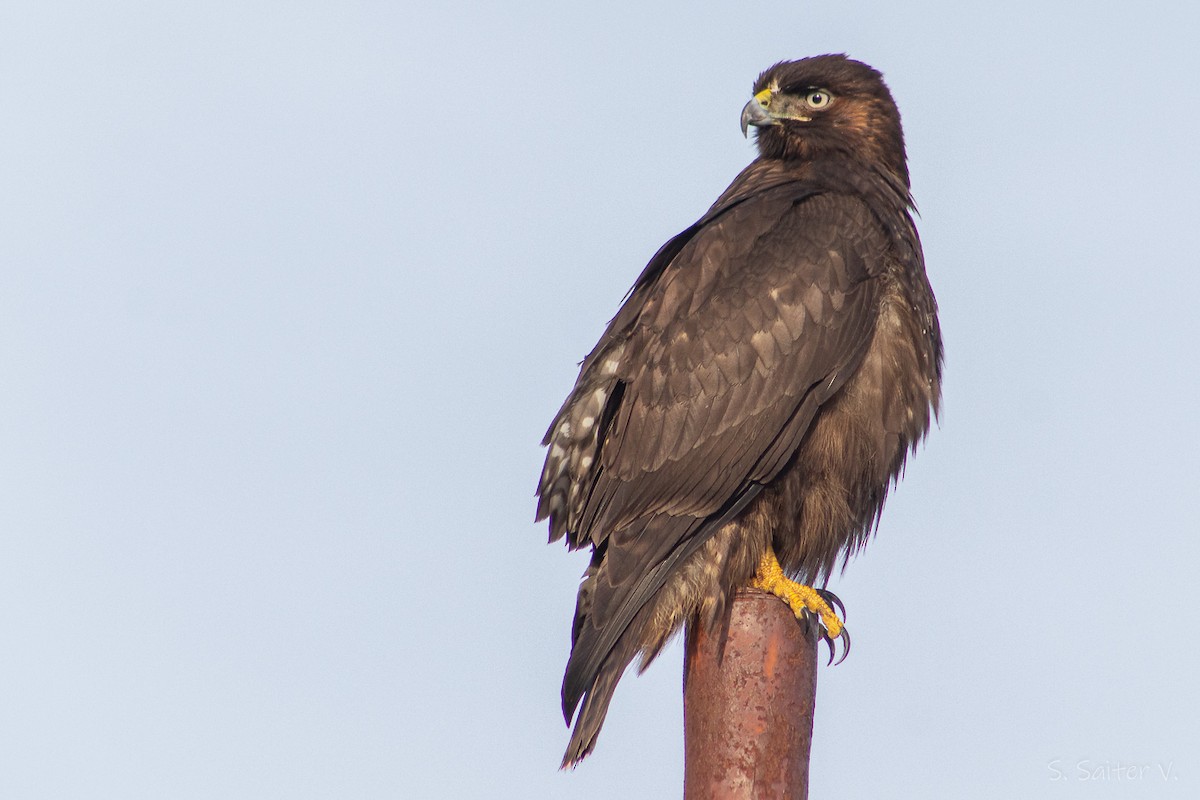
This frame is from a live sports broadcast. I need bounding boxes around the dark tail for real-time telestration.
[559,544,645,768]
[560,629,642,768]
[556,491,766,766]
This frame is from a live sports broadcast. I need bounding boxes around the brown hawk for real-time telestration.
[536,54,942,767]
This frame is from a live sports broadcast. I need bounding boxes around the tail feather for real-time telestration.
[558,490,767,765]
[560,633,641,768]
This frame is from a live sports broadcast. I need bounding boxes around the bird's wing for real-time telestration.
[539,181,893,724]
[593,190,887,528]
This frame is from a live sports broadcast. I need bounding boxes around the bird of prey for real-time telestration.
[536,54,942,767]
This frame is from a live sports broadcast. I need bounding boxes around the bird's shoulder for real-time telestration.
[538,167,902,547]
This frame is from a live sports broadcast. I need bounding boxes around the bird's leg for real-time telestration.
[750,546,850,664]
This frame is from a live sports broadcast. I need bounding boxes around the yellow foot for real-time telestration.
[750,547,851,665]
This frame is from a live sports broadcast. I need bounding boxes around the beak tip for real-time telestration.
[740,97,773,138]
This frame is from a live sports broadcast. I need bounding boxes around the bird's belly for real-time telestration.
[771,289,938,584]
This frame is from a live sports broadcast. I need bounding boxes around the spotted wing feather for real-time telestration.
[538,170,895,763]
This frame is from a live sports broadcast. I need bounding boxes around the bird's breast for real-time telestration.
[770,275,940,582]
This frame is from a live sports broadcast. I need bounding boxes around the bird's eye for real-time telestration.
[804,89,832,109]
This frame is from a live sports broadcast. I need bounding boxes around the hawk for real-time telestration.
[536,54,942,767]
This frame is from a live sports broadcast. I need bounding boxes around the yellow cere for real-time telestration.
[753,88,774,108]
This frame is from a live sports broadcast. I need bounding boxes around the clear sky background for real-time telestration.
[2,2,1198,798]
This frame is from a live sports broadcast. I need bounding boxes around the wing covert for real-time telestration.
[580,189,890,540]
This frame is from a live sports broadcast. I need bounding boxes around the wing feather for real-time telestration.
[538,172,895,726]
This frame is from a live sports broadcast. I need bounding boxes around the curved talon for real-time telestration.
[816,588,846,620]
[835,627,851,665]
[820,626,851,666]
[750,548,851,664]
[806,610,822,641]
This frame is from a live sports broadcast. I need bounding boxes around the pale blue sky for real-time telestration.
[2,2,1198,798]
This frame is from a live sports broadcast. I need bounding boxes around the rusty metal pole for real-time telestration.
[683,588,818,800]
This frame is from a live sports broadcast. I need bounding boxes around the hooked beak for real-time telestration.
[740,90,776,137]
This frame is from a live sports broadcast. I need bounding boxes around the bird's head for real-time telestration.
[741,54,908,186]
